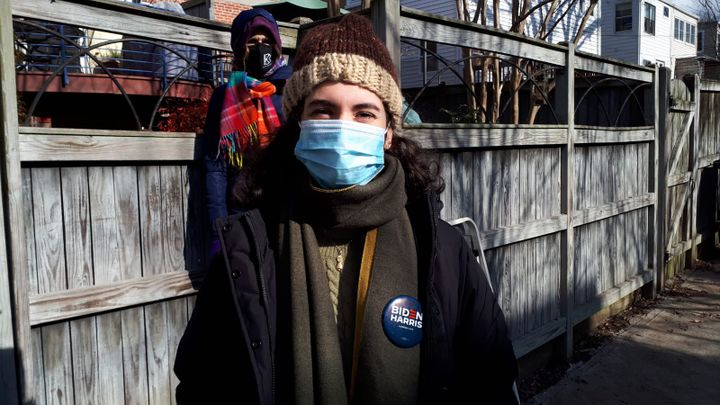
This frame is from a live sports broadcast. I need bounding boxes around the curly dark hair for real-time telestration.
[233,117,445,207]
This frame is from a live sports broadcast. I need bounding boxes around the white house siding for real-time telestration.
[638,0,674,68]
[667,6,698,72]
[601,0,641,64]
[601,0,697,73]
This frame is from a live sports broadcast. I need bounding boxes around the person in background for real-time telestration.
[175,13,518,405]
[203,8,291,258]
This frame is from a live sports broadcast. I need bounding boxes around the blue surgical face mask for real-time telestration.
[294,119,387,189]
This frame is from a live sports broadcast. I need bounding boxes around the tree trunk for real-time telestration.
[463,48,477,121]
[574,0,598,46]
[493,59,502,122]
[327,0,341,17]
[511,60,522,124]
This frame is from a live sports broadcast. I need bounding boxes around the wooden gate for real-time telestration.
[657,69,698,287]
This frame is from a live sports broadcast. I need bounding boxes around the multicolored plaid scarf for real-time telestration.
[218,71,280,167]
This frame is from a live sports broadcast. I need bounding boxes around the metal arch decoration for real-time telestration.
[573,74,612,126]
[574,76,650,126]
[147,55,223,129]
[400,39,562,124]
[14,18,209,131]
[612,81,652,127]
[408,54,562,124]
[400,39,489,121]
[497,64,559,123]
[15,19,143,129]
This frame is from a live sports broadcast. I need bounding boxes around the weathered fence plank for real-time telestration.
[575,127,654,144]
[21,170,44,405]
[479,216,567,250]
[161,166,186,273]
[572,194,655,226]
[32,168,74,404]
[400,7,566,65]
[146,301,171,405]
[574,52,654,83]
[31,168,74,404]
[61,167,100,405]
[668,172,691,187]
[405,126,567,149]
[113,165,149,405]
[1,0,29,399]
[19,133,198,162]
[139,166,165,276]
[89,167,127,405]
[666,111,694,178]
[29,271,198,326]
[167,298,187,405]
[12,0,220,48]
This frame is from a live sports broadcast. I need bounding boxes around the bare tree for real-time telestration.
[695,0,720,21]
[450,0,597,123]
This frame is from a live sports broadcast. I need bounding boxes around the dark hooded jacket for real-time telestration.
[203,8,292,247]
[174,192,519,404]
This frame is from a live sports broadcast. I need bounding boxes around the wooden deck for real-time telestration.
[16,72,214,99]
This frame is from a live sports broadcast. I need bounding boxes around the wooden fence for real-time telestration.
[0,1,718,404]
[396,6,658,359]
[1,1,300,403]
[658,72,720,286]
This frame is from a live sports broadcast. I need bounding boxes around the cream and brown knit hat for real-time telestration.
[282,14,403,128]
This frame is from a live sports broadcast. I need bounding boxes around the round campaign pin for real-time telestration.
[382,295,423,348]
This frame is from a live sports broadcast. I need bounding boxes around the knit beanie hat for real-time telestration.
[231,9,282,59]
[282,14,403,128]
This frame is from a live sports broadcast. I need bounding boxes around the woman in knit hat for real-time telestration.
[176,13,518,405]
[202,8,292,259]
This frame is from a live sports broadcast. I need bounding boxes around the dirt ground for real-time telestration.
[520,255,720,405]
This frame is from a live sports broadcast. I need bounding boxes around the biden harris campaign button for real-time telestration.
[382,295,423,348]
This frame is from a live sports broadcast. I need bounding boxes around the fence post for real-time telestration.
[643,66,660,299]
[371,0,401,86]
[655,67,670,292]
[0,1,31,403]
[555,44,575,361]
[689,74,700,266]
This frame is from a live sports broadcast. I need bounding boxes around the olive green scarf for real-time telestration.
[284,156,421,405]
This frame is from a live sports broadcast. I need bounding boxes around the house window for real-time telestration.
[675,18,684,41]
[644,3,656,35]
[687,23,696,45]
[698,31,704,52]
[616,3,633,32]
[674,18,697,44]
[663,6,669,17]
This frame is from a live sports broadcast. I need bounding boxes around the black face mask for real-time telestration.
[245,43,275,77]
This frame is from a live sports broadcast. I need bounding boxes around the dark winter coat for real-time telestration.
[203,64,291,243]
[174,193,519,404]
